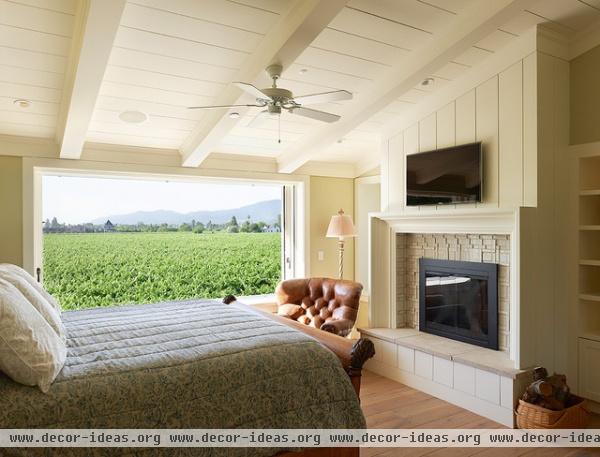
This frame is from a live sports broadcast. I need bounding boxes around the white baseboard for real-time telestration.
[365,358,515,428]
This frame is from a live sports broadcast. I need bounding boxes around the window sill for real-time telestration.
[236,294,277,314]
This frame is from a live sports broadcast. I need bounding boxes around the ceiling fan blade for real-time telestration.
[247,110,271,128]
[289,106,340,123]
[187,104,262,110]
[233,82,272,100]
[292,90,352,106]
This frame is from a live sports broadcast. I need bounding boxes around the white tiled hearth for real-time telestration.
[359,327,532,427]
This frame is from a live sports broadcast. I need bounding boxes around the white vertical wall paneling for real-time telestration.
[388,133,404,213]
[418,113,437,210]
[535,52,556,372]
[403,124,419,212]
[436,102,456,149]
[499,61,523,208]
[380,139,390,211]
[475,76,499,208]
[455,90,476,145]
[437,102,457,210]
[553,56,570,378]
[369,216,391,328]
[404,124,419,155]
[522,52,537,207]
[382,56,538,215]
[419,113,437,152]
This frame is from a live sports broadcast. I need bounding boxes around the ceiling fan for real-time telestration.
[187,64,352,140]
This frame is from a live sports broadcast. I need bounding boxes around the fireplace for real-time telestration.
[419,258,499,350]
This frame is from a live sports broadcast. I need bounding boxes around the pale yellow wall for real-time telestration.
[309,176,354,280]
[571,44,600,145]
[0,156,23,266]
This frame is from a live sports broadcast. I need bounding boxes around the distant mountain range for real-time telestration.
[91,199,281,225]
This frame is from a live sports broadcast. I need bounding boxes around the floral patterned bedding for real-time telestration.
[0,299,365,456]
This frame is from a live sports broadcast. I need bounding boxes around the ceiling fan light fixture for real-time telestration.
[119,110,148,124]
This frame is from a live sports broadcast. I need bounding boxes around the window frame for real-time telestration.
[23,159,309,295]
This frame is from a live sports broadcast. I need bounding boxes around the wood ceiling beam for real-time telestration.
[58,0,126,159]
[276,0,537,174]
[180,0,349,168]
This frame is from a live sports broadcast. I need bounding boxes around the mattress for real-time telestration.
[0,299,365,456]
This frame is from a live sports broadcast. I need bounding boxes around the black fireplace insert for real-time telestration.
[419,258,498,350]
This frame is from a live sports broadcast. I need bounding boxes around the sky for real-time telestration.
[42,175,282,224]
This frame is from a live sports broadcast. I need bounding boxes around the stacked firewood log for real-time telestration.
[521,367,571,411]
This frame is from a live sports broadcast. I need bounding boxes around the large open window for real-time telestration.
[39,173,300,310]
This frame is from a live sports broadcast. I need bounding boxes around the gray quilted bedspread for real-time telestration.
[0,299,365,456]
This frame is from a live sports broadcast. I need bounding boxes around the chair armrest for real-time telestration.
[223,294,277,314]
[320,319,354,336]
[250,302,278,314]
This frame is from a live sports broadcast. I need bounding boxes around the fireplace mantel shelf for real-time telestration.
[371,209,519,235]
[358,327,530,379]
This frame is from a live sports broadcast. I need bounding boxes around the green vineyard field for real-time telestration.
[43,232,281,310]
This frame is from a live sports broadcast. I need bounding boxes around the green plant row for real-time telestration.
[43,232,281,310]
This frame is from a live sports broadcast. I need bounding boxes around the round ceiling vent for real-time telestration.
[119,110,148,124]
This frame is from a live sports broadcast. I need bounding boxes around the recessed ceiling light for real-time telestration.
[299,68,308,74]
[13,99,31,108]
[229,112,240,119]
[119,110,148,124]
[421,77,435,87]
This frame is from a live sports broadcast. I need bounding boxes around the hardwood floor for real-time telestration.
[360,370,600,457]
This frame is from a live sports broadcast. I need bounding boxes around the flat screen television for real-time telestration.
[406,142,482,206]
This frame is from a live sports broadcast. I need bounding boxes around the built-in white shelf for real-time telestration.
[580,332,600,343]
[578,153,600,404]
[580,260,600,266]
[579,293,600,302]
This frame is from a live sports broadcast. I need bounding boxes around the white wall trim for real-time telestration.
[21,157,310,282]
[354,175,381,186]
[295,161,357,178]
[0,135,359,179]
[568,17,600,61]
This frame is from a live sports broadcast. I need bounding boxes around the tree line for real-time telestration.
[43,215,281,234]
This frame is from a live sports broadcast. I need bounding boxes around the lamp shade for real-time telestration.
[326,209,356,238]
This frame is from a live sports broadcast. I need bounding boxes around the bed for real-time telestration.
[0,298,373,457]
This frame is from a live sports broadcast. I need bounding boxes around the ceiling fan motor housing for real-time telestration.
[260,87,293,106]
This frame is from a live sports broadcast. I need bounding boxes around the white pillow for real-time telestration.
[0,272,66,342]
[0,264,61,312]
[0,278,66,392]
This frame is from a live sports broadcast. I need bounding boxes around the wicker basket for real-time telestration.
[515,396,589,429]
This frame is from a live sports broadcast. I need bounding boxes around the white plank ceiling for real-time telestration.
[1,0,600,170]
[0,0,77,138]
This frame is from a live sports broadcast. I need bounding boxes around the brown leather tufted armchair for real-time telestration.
[275,278,363,337]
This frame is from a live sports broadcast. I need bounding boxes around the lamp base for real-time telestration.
[338,238,345,280]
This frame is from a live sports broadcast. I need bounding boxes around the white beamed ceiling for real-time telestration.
[1,0,600,172]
